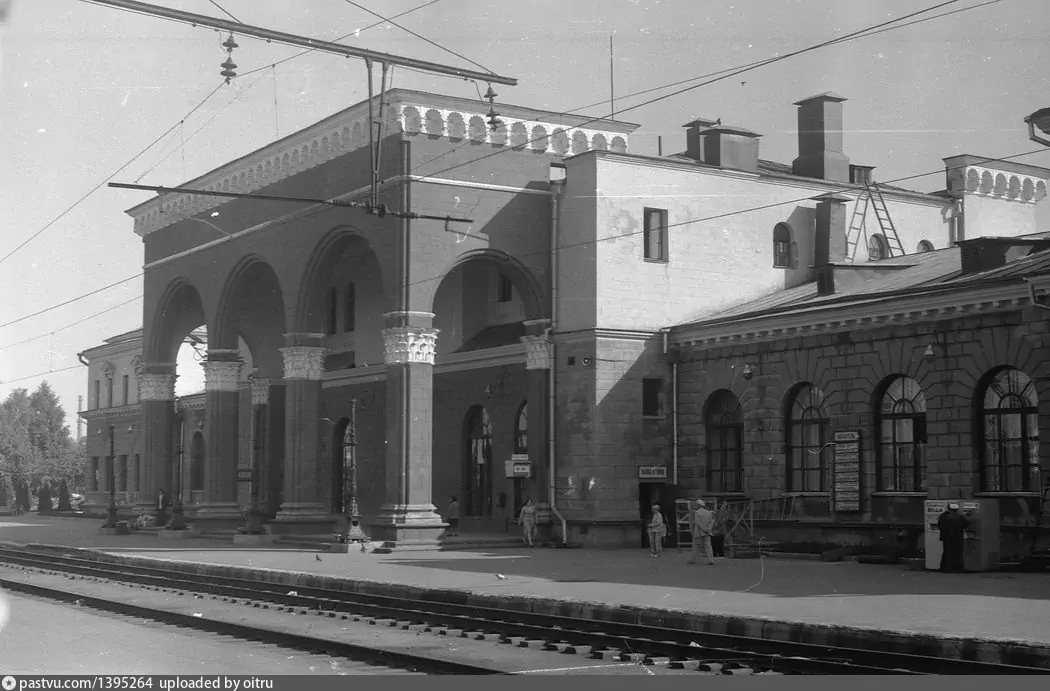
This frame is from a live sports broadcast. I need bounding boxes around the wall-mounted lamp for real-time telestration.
[924,344,937,358]
[741,363,754,381]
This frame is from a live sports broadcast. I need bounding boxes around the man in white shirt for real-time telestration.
[689,499,717,566]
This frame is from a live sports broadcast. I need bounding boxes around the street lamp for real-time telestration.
[1025,107,1050,148]
[168,399,188,530]
[98,425,119,528]
[340,398,369,543]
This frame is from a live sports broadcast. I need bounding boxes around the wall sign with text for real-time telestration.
[833,431,861,512]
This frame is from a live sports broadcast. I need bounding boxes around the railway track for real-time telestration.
[1,546,1046,675]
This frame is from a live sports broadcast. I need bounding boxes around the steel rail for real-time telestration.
[0,574,500,675]
[2,548,1046,675]
[80,0,517,86]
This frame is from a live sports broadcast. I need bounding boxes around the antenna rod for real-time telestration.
[80,0,517,86]
[609,35,615,119]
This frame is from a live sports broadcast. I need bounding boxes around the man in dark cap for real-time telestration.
[937,502,968,573]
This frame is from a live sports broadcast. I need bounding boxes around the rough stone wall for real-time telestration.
[676,306,1050,540]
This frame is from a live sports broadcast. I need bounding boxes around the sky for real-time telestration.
[2,0,1050,427]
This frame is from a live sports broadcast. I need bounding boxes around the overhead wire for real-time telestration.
[2,364,83,386]
[0,296,142,352]
[342,0,492,74]
[0,81,226,267]
[0,273,143,330]
[411,0,979,177]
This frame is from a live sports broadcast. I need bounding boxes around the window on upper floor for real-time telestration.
[773,223,795,268]
[106,378,114,408]
[497,274,513,303]
[868,234,889,261]
[94,380,100,409]
[642,378,664,417]
[326,287,338,336]
[122,375,129,406]
[917,240,935,253]
[643,208,668,262]
[344,283,356,333]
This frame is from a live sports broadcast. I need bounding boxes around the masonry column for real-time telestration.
[521,319,553,522]
[139,363,176,516]
[370,311,446,546]
[272,334,331,532]
[265,381,286,518]
[195,350,243,524]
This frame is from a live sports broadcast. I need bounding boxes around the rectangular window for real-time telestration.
[344,283,356,332]
[497,274,513,303]
[94,380,101,409]
[106,378,114,408]
[119,455,128,493]
[134,454,141,492]
[773,239,791,268]
[642,378,664,417]
[122,375,129,406]
[643,208,668,262]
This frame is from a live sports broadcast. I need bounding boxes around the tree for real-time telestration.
[1,383,83,494]
[15,480,30,511]
[0,389,43,486]
[57,478,72,511]
[37,481,52,513]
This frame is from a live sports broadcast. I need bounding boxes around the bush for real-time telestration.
[16,482,31,512]
[57,479,72,512]
[37,483,53,513]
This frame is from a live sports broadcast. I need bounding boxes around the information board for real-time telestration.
[833,430,861,512]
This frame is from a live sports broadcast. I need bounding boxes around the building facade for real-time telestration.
[104,85,1050,550]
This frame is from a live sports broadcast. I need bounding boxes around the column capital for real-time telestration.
[382,326,439,365]
[139,372,177,401]
[202,359,244,392]
[281,346,327,380]
[249,376,270,405]
[521,333,553,370]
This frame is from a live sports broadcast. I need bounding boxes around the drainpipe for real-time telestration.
[77,352,89,366]
[661,329,679,486]
[549,167,568,545]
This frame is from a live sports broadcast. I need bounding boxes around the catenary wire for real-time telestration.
[2,363,83,386]
[343,0,493,74]
[0,274,143,330]
[411,0,978,178]
[0,82,226,267]
[0,296,142,352]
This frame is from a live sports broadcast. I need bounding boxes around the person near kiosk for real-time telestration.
[937,502,968,573]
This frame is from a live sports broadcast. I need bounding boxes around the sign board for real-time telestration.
[832,430,861,512]
[638,466,668,481]
[504,460,532,479]
[510,453,529,462]
[236,468,252,483]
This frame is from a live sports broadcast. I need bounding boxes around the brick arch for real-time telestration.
[145,278,209,364]
[775,347,836,413]
[293,227,388,334]
[432,248,548,320]
[212,255,289,378]
[856,339,938,406]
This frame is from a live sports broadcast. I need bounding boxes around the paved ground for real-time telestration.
[3,515,1050,650]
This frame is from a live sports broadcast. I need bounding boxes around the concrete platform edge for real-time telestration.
[7,541,1049,668]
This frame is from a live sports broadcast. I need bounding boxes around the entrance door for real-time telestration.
[464,406,493,517]
[638,482,676,548]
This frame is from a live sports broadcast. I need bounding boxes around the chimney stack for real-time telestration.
[814,194,850,267]
[792,93,850,183]
[682,117,720,162]
[701,125,761,173]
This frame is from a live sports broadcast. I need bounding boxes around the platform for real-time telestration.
[1,515,1048,667]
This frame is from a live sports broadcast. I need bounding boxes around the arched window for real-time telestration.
[344,283,356,333]
[325,287,338,335]
[917,240,935,253]
[979,368,1039,492]
[704,390,743,493]
[773,223,794,268]
[867,234,889,261]
[514,401,528,454]
[190,431,206,492]
[875,376,927,492]
[786,384,830,492]
[464,406,493,517]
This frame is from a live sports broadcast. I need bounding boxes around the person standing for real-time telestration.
[519,498,538,547]
[647,503,666,557]
[689,499,717,565]
[446,495,460,537]
[937,502,968,573]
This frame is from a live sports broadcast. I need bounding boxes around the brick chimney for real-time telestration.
[792,92,850,183]
[700,125,761,173]
[683,117,720,162]
[814,194,851,267]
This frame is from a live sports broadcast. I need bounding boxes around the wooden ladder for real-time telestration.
[868,182,905,258]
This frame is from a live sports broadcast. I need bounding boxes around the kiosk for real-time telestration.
[924,498,1000,571]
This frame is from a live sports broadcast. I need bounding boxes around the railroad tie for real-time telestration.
[592,648,623,661]
[501,636,530,646]
[474,632,503,642]
[619,652,647,663]
[643,656,672,666]
[442,629,467,638]
[517,639,547,649]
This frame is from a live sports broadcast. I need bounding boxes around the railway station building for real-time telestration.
[91,87,1050,552]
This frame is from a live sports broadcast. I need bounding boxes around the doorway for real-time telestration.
[464,406,493,517]
[638,481,678,549]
